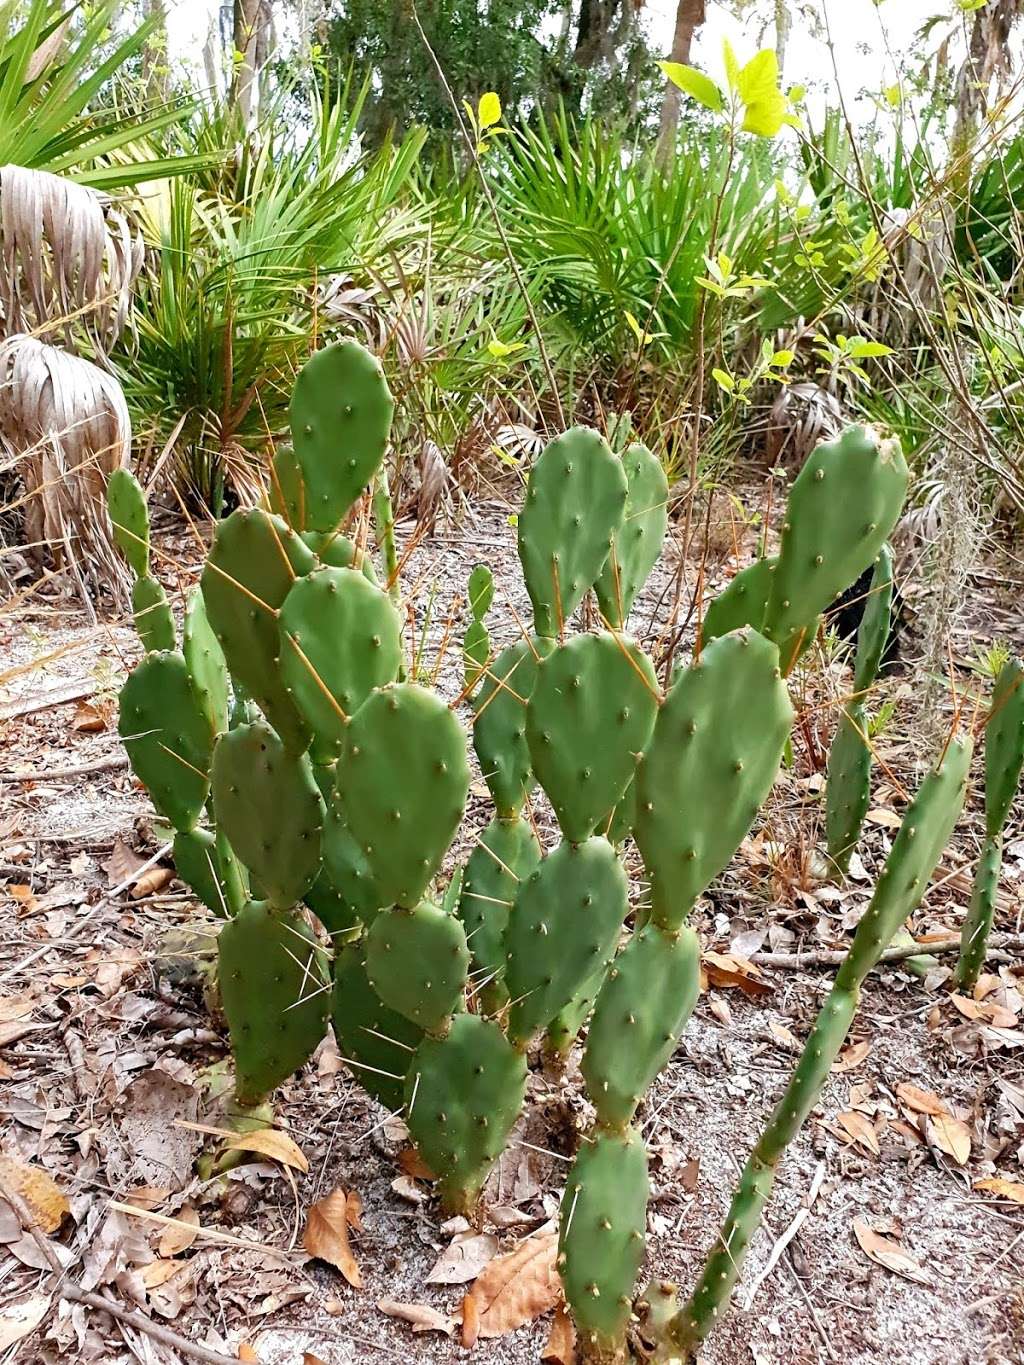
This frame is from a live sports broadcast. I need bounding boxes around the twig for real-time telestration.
[742,1162,825,1310]
[751,932,1024,971]
[6,753,129,782]
[1,1180,239,1365]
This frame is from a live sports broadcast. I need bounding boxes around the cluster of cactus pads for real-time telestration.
[111,340,1023,1362]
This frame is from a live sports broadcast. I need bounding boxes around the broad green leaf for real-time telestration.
[487,334,525,358]
[847,339,893,358]
[658,61,724,112]
[478,91,501,128]
[742,91,789,137]
[737,49,779,106]
[770,349,795,367]
[712,368,735,393]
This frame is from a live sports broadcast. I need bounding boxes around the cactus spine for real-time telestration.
[954,659,1024,990]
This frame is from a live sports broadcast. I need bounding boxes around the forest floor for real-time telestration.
[2,481,1024,1365]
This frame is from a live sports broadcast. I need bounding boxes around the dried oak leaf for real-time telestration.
[157,1205,199,1257]
[894,1083,947,1117]
[463,1231,561,1342]
[303,1187,362,1288]
[852,1219,929,1283]
[701,951,772,998]
[926,1113,971,1165]
[974,1177,1024,1205]
[378,1298,456,1336]
[542,1304,576,1364]
[833,1040,871,1072]
[836,1110,880,1156]
[427,1231,499,1285]
[222,1128,308,1173]
[0,1154,69,1233]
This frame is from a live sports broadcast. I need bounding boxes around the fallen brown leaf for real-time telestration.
[852,1219,929,1283]
[378,1298,456,1336]
[0,1154,69,1233]
[397,1146,435,1180]
[865,807,901,829]
[461,1291,480,1348]
[895,1083,947,1117]
[542,1304,576,1364]
[303,1187,361,1288]
[7,885,36,911]
[237,1346,260,1362]
[0,991,37,1023]
[427,1231,499,1285]
[950,993,985,1021]
[927,1113,971,1165]
[71,698,110,732]
[0,1295,50,1350]
[141,1259,184,1290]
[131,865,175,899]
[833,1040,871,1072]
[303,1356,329,1365]
[158,1205,199,1257]
[768,1019,799,1049]
[836,1110,880,1156]
[103,838,150,887]
[974,1177,1024,1205]
[222,1128,308,1173]
[702,951,772,998]
[464,1231,561,1340]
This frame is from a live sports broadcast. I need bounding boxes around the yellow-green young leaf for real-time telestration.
[847,338,893,359]
[712,367,735,393]
[487,335,525,359]
[722,38,741,94]
[774,177,794,206]
[624,309,654,345]
[737,49,780,106]
[788,83,806,103]
[742,91,789,137]
[658,61,724,112]
[770,349,795,367]
[883,84,901,107]
[478,91,502,128]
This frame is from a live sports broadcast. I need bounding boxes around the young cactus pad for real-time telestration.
[405,1013,527,1213]
[107,468,150,578]
[672,735,972,1352]
[505,836,628,1046]
[278,566,402,762]
[218,901,330,1105]
[201,508,316,753]
[701,556,774,646]
[365,902,470,1033]
[517,427,627,638]
[119,650,214,831]
[322,799,388,923]
[332,942,423,1111]
[286,340,395,533]
[131,575,176,653]
[634,628,793,929]
[594,442,669,628]
[211,721,323,908]
[182,587,229,736]
[526,630,659,843]
[763,427,908,671]
[337,683,470,908]
[173,827,232,918]
[559,1127,649,1355]
[457,815,541,1013]
[472,638,549,818]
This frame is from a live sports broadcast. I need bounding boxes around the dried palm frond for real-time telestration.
[0,334,131,612]
[0,164,143,354]
[765,381,843,469]
[415,438,448,529]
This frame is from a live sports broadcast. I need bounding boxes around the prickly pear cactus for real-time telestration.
[365,901,470,1033]
[107,468,150,579]
[594,443,668,628]
[173,828,233,918]
[182,587,229,736]
[457,816,541,1014]
[472,639,549,819]
[332,942,423,1111]
[131,574,176,652]
[518,428,627,638]
[701,555,774,646]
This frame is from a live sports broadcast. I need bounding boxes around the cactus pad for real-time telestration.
[473,639,548,818]
[332,942,423,1111]
[582,924,699,1129]
[544,961,607,1062]
[526,631,658,842]
[518,428,627,638]
[288,340,395,532]
[764,427,908,671]
[132,574,176,652]
[701,556,774,646]
[635,628,793,929]
[594,443,668,627]
[304,869,361,939]
[505,836,628,1046]
[173,828,232,917]
[338,683,470,908]
[559,1127,649,1354]
[984,658,1024,837]
[322,798,388,923]
[301,529,378,581]
[825,706,871,875]
[218,900,330,1105]
[202,508,315,752]
[211,721,323,907]
[119,650,213,831]
[183,587,229,735]
[850,545,894,694]
[405,1013,527,1212]
[279,566,402,761]
[458,816,541,1013]
[107,468,149,578]
[365,902,469,1033]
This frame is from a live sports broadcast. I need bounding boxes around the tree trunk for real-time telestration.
[655,0,706,168]
[953,0,1021,150]
[140,0,167,106]
[231,0,272,133]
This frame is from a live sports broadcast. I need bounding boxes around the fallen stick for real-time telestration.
[741,1161,825,1310]
[5,753,129,782]
[1,1182,239,1365]
[751,931,1024,971]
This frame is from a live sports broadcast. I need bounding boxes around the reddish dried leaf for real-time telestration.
[542,1304,576,1364]
[237,1346,260,1362]
[702,951,772,998]
[974,1177,1024,1205]
[833,1040,871,1072]
[397,1146,435,1180]
[465,1231,561,1339]
[130,865,175,899]
[223,1128,308,1173]
[0,1155,69,1233]
[895,1083,948,1117]
[303,1188,362,1288]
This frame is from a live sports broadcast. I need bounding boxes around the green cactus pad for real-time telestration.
[107,468,149,578]
[764,427,908,672]
[183,587,229,735]
[582,924,700,1129]
[304,868,361,939]
[405,1013,527,1213]
[202,508,315,753]
[338,683,470,908]
[526,631,658,842]
[701,556,774,645]
[559,1127,649,1355]
[594,443,668,628]
[604,777,636,847]
[332,942,423,1111]
[218,900,330,1105]
[211,721,323,908]
[984,658,1024,838]
[544,961,607,1062]
[473,639,550,818]
[517,428,627,638]
[215,827,248,916]
[850,545,894,693]
[132,574,176,652]
[458,816,541,1014]
[955,833,1001,991]
[365,902,470,1033]
[119,650,213,831]
[635,628,793,930]
[173,827,233,917]
[270,443,308,531]
[825,704,871,875]
[288,340,395,533]
[322,798,388,923]
[300,529,378,581]
[505,837,628,1046]
[279,566,402,762]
